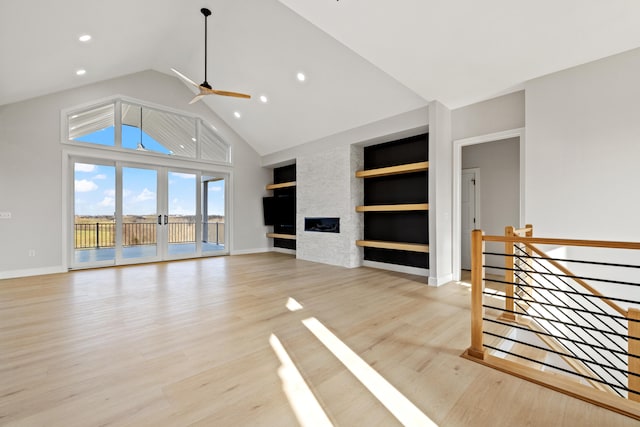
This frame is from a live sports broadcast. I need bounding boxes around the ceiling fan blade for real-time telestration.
[201,86,251,99]
[189,94,206,104]
[171,68,198,87]
[211,89,251,99]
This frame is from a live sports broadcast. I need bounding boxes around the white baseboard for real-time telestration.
[273,248,296,255]
[362,260,429,277]
[0,266,67,280]
[230,247,271,255]
[428,273,454,287]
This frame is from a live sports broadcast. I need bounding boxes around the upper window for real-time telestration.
[64,98,231,164]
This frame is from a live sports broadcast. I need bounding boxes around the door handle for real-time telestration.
[158,215,162,225]
[164,215,168,225]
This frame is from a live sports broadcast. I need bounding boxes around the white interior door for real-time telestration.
[461,169,479,270]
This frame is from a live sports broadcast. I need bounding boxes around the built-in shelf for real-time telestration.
[355,203,429,212]
[267,233,296,240]
[266,181,296,190]
[356,240,429,253]
[355,161,429,179]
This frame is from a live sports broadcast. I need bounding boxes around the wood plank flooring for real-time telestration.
[0,253,637,426]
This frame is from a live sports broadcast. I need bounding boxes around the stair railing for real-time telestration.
[465,227,640,420]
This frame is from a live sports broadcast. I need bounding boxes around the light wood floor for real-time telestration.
[0,253,636,426]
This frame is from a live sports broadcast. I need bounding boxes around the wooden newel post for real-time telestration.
[628,308,640,402]
[469,229,486,359]
[503,226,516,321]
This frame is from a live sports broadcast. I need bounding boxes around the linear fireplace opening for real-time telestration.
[304,217,340,233]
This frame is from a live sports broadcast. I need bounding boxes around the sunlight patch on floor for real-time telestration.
[269,333,334,427]
[286,297,304,312]
[301,317,438,427]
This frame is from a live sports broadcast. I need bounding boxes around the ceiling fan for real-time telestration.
[172,8,251,104]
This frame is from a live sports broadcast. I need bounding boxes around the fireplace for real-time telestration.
[304,217,340,233]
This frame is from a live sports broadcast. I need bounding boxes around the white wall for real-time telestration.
[428,101,453,285]
[525,47,640,242]
[525,47,640,301]
[0,70,270,277]
[453,91,525,141]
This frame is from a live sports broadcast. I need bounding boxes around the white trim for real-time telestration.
[452,127,525,281]
[362,260,428,278]
[273,247,296,255]
[0,266,66,280]
[231,248,271,255]
[428,273,454,286]
[60,95,232,167]
[461,167,481,270]
[461,167,481,229]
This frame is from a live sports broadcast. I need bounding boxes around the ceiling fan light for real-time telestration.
[296,72,306,82]
[260,95,268,103]
[234,111,241,119]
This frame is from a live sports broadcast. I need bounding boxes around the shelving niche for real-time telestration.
[356,133,429,270]
[265,164,296,250]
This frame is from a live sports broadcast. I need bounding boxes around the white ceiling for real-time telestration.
[2,1,640,156]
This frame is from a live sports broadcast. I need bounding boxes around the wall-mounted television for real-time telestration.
[262,196,295,226]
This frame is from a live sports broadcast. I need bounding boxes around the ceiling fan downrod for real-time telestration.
[201,8,212,90]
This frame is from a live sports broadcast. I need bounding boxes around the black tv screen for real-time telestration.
[263,196,295,226]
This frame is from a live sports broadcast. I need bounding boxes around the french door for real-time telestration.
[71,159,227,268]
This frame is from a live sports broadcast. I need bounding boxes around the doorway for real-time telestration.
[452,128,525,281]
[71,159,227,268]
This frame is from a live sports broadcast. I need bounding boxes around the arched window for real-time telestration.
[63,97,231,164]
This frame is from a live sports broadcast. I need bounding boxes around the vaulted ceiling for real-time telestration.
[2,1,640,156]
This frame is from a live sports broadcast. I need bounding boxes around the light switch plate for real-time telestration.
[0,212,12,219]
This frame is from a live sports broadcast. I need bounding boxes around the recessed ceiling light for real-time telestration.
[259,95,268,103]
[76,69,86,76]
[191,137,196,142]
[296,72,306,82]
[234,111,241,119]
[180,144,185,149]
[78,34,92,42]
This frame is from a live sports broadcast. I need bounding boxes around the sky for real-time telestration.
[73,126,225,217]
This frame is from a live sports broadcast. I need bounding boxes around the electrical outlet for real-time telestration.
[28,249,36,257]
[0,212,11,219]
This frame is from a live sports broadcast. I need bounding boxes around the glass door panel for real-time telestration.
[167,171,197,257]
[73,162,116,265]
[202,176,225,254]
[122,167,158,260]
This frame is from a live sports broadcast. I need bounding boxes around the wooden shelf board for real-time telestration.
[266,233,296,240]
[266,181,296,190]
[355,203,429,212]
[355,161,429,179]
[356,240,429,253]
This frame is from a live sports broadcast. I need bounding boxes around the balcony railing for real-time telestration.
[74,222,224,249]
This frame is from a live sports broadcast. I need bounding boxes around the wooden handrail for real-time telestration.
[483,235,640,250]
[512,226,533,236]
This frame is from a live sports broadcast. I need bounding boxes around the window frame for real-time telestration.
[61,95,232,165]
